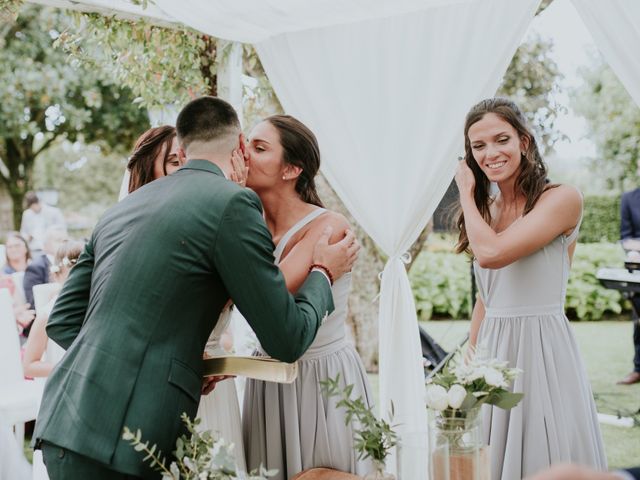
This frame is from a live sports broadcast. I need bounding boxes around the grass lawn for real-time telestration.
[396,319,640,470]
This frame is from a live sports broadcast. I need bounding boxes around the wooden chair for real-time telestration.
[291,468,362,480]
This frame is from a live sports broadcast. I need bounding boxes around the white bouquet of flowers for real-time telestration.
[426,354,523,479]
[426,359,523,416]
[426,355,523,414]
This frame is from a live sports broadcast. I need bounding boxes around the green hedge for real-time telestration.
[580,195,620,243]
[410,242,627,321]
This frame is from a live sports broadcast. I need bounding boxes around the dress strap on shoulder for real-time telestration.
[273,208,327,263]
[565,210,583,244]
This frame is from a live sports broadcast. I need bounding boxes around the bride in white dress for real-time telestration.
[196,307,246,472]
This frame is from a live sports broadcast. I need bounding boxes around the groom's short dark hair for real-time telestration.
[176,96,240,149]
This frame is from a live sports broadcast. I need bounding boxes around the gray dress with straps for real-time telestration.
[242,208,374,479]
[475,217,607,479]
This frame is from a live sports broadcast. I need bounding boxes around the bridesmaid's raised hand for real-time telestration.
[455,159,476,198]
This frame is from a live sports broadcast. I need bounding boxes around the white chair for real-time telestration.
[11,271,27,305]
[0,288,42,446]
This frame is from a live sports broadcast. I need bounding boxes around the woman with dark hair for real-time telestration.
[126,125,183,193]
[455,98,606,478]
[241,115,373,479]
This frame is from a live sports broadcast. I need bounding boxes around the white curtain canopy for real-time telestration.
[572,0,640,107]
[155,1,542,476]
[19,0,640,474]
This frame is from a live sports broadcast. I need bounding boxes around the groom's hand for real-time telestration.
[311,227,360,282]
[201,375,235,395]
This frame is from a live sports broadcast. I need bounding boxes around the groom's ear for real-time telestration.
[177,146,187,162]
[238,133,247,156]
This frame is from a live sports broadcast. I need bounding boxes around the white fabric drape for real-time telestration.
[29,0,542,475]
[100,0,542,476]
[251,3,540,475]
[571,0,640,107]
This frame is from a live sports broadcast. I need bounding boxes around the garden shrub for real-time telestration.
[410,242,628,321]
[580,195,620,243]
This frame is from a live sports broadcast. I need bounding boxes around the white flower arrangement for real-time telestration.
[426,354,523,413]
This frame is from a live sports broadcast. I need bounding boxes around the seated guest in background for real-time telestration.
[2,231,31,275]
[1,231,31,306]
[126,125,182,194]
[619,158,640,385]
[22,226,68,335]
[1,232,35,336]
[20,191,66,255]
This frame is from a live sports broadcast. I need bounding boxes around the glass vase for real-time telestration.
[429,408,490,480]
[364,459,396,480]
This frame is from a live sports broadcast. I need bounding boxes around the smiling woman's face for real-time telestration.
[468,112,526,184]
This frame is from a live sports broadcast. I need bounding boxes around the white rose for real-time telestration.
[447,384,467,409]
[484,367,506,388]
[468,365,487,381]
[425,384,449,411]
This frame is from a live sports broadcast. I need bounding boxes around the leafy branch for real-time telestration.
[321,374,398,462]
[123,413,277,479]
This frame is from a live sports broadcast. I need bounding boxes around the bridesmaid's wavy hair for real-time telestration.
[265,115,324,208]
[127,125,176,193]
[455,98,556,254]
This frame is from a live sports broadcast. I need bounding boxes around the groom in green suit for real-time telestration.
[34,97,358,479]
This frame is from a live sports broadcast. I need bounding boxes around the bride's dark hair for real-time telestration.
[127,125,176,193]
[455,98,556,254]
[265,115,324,208]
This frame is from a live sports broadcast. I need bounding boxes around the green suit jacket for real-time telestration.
[34,160,334,477]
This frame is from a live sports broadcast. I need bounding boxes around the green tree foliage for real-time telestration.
[56,12,218,109]
[572,61,640,192]
[497,34,566,155]
[0,4,149,227]
[55,11,279,126]
[33,140,127,234]
[580,195,621,243]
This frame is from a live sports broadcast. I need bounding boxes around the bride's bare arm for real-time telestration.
[279,211,351,293]
[456,163,582,269]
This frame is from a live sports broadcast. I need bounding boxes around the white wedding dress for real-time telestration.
[196,307,247,473]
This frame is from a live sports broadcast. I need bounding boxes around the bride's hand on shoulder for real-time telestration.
[229,148,249,187]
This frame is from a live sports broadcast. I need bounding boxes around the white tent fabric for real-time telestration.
[24,0,544,475]
[154,1,540,476]
[571,0,640,107]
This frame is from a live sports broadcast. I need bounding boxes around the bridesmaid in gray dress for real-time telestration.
[241,115,373,479]
[454,98,607,479]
